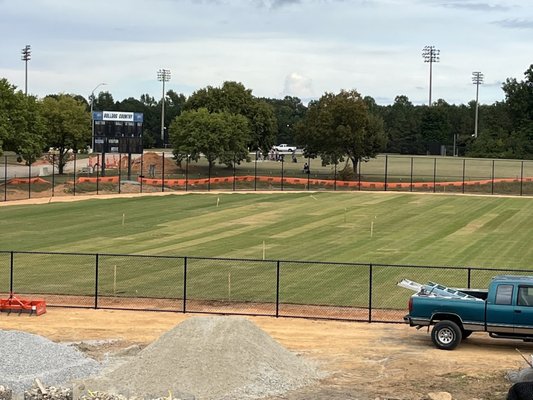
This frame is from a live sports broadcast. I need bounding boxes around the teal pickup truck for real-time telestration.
[401,275,533,350]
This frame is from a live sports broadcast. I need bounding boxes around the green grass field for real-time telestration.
[1,191,532,311]
[1,191,533,267]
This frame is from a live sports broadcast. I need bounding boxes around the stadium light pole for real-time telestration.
[90,83,107,151]
[472,71,484,138]
[422,46,440,107]
[157,69,171,146]
[21,45,31,96]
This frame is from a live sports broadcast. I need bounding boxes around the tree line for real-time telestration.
[0,64,531,176]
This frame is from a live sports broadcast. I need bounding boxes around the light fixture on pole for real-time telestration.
[90,83,107,151]
[422,46,440,106]
[21,45,31,96]
[157,68,171,145]
[472,71,484,138]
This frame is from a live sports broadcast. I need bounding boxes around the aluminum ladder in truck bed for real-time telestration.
[397,278,483,301]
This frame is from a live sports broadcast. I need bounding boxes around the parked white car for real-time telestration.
[272,144,297,152]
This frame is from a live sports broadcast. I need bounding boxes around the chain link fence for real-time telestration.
[1,250,530,323]
[2,154,533,202]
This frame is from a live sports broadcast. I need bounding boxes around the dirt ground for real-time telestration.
[0,308,528,400]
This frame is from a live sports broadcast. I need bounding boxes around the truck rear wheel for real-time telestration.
[431,321,462,350]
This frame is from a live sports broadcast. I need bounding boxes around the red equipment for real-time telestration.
[0,293,46,316]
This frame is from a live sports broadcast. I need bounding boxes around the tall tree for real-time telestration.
[0,78,45,162]
[185,81,277,154]
[261,95,307,145]
[165,90,186,123]
[502,64,533,131]
[418,100,452,154]
[169,108,251,170]
[138,93,161,148]
[40,94,91,174]
[94,91,116,111]
[383,95,423,154]
[296,89,386,175]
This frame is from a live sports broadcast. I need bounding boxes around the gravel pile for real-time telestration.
[81,316,323,399]
[0,330,102,395]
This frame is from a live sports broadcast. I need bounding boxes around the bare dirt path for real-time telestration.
[0,308,527,399]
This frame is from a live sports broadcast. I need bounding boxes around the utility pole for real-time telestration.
[21,45,31,96]
[157,69,171,146]
[472,71,484,138]
[422,46,440,106]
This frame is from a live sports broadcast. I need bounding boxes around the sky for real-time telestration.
[1,0,531,106]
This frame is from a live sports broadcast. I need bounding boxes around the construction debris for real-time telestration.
[0,385,12,400]
[23,380,72,400]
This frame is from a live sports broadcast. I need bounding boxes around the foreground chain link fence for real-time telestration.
[2,153,533,202]
[1,250,529,323]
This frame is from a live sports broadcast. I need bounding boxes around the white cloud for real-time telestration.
[1,0,531,105]
[283,72,314,98]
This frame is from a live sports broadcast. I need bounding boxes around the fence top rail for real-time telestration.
[0,249,531,273]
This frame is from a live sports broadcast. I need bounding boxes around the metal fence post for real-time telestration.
[140,153,143,194]
[306,157,310,190]
[233,155,236,191]
[384,155,388,191]
[520,161,524,196]
[52,154,55,197]
[96,154,100,195]
[334,163,337,191]
[94,253,99,309]
[4,156,7,202]
[368,263,373,323]
[491,159,495,195]
[118,153,122,194]
[433,158,437,193]
[254,151,258,191]
[183,256,187,313]
[208,161,211,192]
[358,161,362,191]
[73,153,77,196]
[467,268,472,289]
[276,260,280,318]
[281,157,284,192]
[28,163,31,199]
[462,158,466,194]
[161,151,165,192]
[185,156,189,192]
[410,157,413,192]
[10,251,14,293]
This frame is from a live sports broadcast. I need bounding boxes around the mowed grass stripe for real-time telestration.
[1,192,532,269]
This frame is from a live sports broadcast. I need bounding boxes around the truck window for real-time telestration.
[518,286,533,306]
[495,284,513,305]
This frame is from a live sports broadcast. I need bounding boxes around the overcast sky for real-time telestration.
[1,0,531,106]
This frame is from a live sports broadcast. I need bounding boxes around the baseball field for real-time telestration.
[1,191,532,311]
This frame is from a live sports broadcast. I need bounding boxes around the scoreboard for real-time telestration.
[92,111,144,154]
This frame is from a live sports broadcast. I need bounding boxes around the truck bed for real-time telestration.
[408,294,487,329]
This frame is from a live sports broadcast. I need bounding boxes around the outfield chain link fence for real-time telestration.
[1,250,530,323]
[3,154,533,202]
